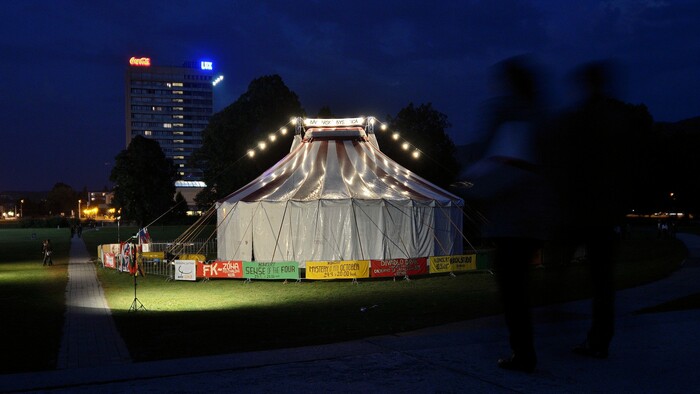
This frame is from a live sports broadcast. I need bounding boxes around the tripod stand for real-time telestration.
[128,273,146,312]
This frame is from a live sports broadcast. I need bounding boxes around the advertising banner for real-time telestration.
[174,260,197,281]
[197,260,244,279]
[370,257,428,277]
[429,254,477,274]
[242,261,300,280]
[305,260,370,280]
[142,251,165,260]
[450,254,477,272]
[104,253,116,269]
[100,244,120,267]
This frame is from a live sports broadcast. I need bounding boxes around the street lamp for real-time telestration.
[78,199,81,220]
[20,199,23,218]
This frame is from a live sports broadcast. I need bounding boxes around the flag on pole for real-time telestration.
[138,227,152,245]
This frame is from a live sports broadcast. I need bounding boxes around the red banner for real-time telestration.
[104,253,116,269]
[370,257,428,277]
[197,261,243,279]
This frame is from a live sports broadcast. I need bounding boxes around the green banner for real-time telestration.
[242,261,300,280]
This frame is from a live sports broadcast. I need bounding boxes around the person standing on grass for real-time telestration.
[42,239,53,266]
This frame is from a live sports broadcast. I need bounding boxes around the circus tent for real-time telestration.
[216,118,465,266]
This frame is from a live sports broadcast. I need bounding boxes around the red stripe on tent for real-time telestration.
[354,142,433,201]
[292,140,329,200]
[218,140,307,203]
[365,142,462,203]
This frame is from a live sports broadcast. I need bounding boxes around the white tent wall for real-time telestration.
[216,201,254,261]
[432,202,464,256]
[217,198,464,266]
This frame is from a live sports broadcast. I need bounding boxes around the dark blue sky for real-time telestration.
[2,0,699,191]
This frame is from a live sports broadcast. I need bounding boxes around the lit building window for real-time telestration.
[174,139,184,143]
[172,82,183,87]
[144,130,152,136]
[173,90,183,95]
[163,123,172,128]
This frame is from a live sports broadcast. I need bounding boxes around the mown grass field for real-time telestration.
[80,225,687,363]
[0,227,69,373]
[0,223,689,372]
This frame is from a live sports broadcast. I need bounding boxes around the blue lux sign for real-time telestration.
[200,61,213,70]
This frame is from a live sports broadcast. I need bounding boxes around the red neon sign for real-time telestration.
[129,57,151,67]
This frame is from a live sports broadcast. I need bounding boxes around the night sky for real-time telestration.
[2,0,699,192]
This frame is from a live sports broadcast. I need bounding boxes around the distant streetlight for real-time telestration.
[20,199,23,218]
[78,199,81,220]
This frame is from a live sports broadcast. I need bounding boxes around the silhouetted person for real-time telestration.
[77,223,82,238]
[70,225,75,238]
[545,61,638,359]
[42,239,53,266]
[461,56,556,372]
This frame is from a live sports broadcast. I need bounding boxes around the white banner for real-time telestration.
[304,117,364,127]
[174,260,196,281]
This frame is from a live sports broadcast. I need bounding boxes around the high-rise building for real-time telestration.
[125,57,215,180]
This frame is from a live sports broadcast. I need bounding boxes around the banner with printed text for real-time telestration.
[370,257,428,277]
[104,253,116,269]
[305,260,370,280]
[174,260,197,281]
[242,261,300,280]
[197,260,244,279]
[429,254,477,274]
[100,244,120,269]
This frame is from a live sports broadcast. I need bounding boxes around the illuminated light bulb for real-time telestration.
[412,150,420,158]
[392,132,400,140]
[291,117,297,125]
[258,141,267,150]
[269,134,277,142]
[280,127,288,135]
[402,142,409,150]
[247,150,255,157]
[369,118,376,125]
[380,124,387,131]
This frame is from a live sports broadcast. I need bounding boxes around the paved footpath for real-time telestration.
[1,235,700,392]
[56,236,131,369]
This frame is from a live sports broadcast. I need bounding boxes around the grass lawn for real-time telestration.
[0,223,687,372]
[0,228,69,373]
[80,225,687,363]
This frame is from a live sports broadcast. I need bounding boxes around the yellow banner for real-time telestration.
[179,254,206,262]
[429,254,477,273]
[142,251,165,260]
[450,254,477,272]
[305,260,370,280]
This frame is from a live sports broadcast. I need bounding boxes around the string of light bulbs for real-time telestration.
[243,116,424,160]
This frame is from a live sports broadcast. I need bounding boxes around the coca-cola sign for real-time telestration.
[129,57,151,67]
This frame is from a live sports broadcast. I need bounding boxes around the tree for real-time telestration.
[376,103,460,188]
[193,75,305,206]
[46,183,77,217]
[110,135,177,227]
[167,191,189,224]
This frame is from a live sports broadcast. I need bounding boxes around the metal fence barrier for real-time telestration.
[141,240,217,278]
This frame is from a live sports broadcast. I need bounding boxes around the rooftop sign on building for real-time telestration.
[129,57,151,67]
